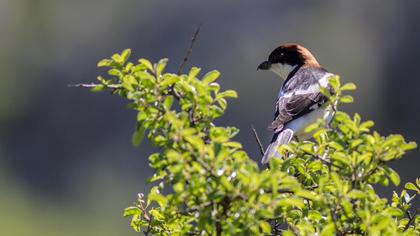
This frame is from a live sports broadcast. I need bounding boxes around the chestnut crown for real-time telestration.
[258,44,320,70]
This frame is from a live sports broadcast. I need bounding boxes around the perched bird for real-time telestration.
[258,44,335,164]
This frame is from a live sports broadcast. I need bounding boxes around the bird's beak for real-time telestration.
[257,61,272,70]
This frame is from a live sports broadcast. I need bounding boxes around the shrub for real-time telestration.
[88,49,419,235]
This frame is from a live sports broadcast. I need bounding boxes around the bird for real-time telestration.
[257,43,335,164]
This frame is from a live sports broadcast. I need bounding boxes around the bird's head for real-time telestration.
[258,44,320,80]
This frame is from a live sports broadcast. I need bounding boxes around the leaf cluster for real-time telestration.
[91,49,419,235]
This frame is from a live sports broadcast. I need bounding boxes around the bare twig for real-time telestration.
[251,125,265,156]
[177,24,201,75]
[68,83,122,90]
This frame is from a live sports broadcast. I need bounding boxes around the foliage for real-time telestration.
[91,49,419,235]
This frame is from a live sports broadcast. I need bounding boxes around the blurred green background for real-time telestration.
[1,0,419,235]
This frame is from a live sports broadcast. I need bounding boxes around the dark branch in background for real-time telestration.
[177,24,201,75]
[251,125,265,156]
[69,25,201,91]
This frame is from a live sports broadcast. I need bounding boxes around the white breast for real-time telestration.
[284,106,334,140]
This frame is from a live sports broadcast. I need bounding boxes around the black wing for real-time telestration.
[268,67,330,131]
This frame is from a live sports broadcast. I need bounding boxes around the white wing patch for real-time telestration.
[282,73,333,98]
[318,73,333,87]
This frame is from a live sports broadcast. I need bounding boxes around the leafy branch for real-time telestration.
[78,49,419,235]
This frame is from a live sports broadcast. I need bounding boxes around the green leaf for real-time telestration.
[350,139,363,149]
[405,182,418,192]
[163,96,174,110]
[384,207,404,217]
[224,141,242,149]
[132,124,146,146]
[328,76,340,91]
[208,82,221,93]
[148,187,168,208]
[341,82,357,91]
[185,135,204,149]
[357,153,372,165]
[217,98,227,110]
[121,49,131,64]
[160,74,180,87]
[202,70,220,84]
[360,120,374,131]
[220,176,234,191]
[149,209,165,221]
[123,206,141,217]
[122,75,138,91]
[276,198,305,209]
[383,166,400,186]
[320,223,336,236]
[328,141,344,151]
[108,68,122,77]
[305,122,321,133]
[383,134,404,147]
[402,141,417,151]
[155,58,168,77]
[218,90,238,99]
[300,143,315,155]
[296,190,318,200]
[282,230,296,236]
[97,59,113,67]
[188,67,201,80]
[340,95,354,103]
[139,58,154,72]
[259,221,271,233]
[330,152,351,167]
[111,53,124,65]
[348,190,367,199]
[334,111,350,122]
[319,86,331,97]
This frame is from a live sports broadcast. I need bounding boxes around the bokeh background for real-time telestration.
[1,0,419,235]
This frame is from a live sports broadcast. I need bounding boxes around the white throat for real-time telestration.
[270,63,297,80]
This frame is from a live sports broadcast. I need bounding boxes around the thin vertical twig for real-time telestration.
[177,25,201,75]
[251,125,265,156]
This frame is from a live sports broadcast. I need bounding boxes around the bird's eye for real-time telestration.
[275,53,284,62]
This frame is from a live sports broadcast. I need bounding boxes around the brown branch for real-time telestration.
[178,24,201,75]
[251,125,265,156]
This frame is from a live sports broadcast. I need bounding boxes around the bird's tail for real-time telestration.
[261,128,294,164]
